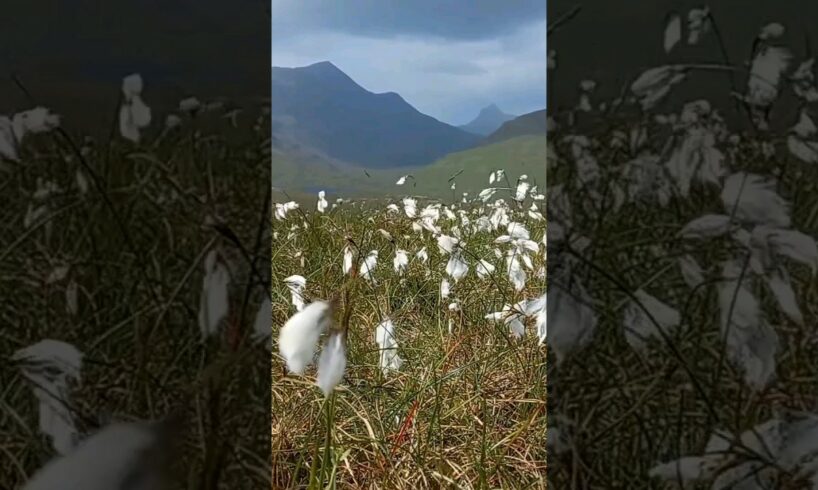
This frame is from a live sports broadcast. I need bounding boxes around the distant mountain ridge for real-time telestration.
[482,109,547,145]
[271,61,480,168]
[458,104,517,136]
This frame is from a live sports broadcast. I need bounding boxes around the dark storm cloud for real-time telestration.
[271,0,546,40]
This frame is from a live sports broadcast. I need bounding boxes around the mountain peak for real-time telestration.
[304,60,341,72]
[459,103,516,136]
[481,103,503,114]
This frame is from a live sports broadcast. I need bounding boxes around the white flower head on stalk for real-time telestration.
[0,116,20,161]
[12,107,61,142]
[359,250,378,284]
[515,180,531,202]
[506,250,527,291]
[119,73,152,143]
[198,250,230,339]
[386,203,400,214]
[252,295,273,349]
[548,276,597,365]
[623,290,681,351]
[179,96,201,114]
[278,301,333,375]
[721,172,790,228]
[415,247,428,264]
[20,417,183,490]
[396,175,410,186]
[528,203,544,221]
[374,318,403,375]
[274,201,299,221]
[686,7,710,44]
[741,46,792,128]
[664,12,681,53]
[165,114,182,129]
[342,245,355,275]
[316,191,328,213]
[718,260,779,389]
[759,22,785,40]
[678,255,705,289]
[437,234,460,255]
[440,278,451,299]
[316,333,347,396]
[446,251,469,282]
[283,274,307,311]
[393,249,409,275]
[631,65,687,110]
[485,303,526,339]
[13,340,84,455]
[402,197,417,218]
[475,259,496,279]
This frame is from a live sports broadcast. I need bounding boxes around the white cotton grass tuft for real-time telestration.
[485,303,526,339]
[13,340,84,456]
[686,7,710,44]
[678,254,705,289]
[374,318,403,375]
[402,198,417,218]
[198,250,230,339]
[283,275,307,311]
[342,245,354,275]
[359,250,378,284]
[631,65,687,110]
[445,251,469,282]
[20,416,182,490]
[277,301,333,375]
[317,191,328,213]
[13,107,61,141]
[663,13,681,53]
[721,172,790,228]
[415,247,428,264]
[119,73,152,143]
[440,278,451,299]
[475,259,496,279]
[506,251,527,291]
[437,234,460,255]
[393,249,409,275]
[718,260,779,389]
[623,290,681,351]
[315,333,347,396]
[515,181,531,202]
[548,278,597,365]
[679,214,732,239]
[274,201,299,221]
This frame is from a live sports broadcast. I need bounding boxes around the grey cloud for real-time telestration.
[420,60,488,75]
[272,0,546,40]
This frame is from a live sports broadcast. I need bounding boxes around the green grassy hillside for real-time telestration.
[273,134,547,204]
[407,134,546,199]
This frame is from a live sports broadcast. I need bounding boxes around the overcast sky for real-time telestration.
[271,1,546,125]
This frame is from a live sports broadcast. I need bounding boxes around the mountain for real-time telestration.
[410,134,546,198]
[271,61,480,168]
[458,104,516,136]
[482,109,547,145]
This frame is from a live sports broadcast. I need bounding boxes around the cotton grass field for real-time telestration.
[271,178,547,488]
[547,9,818,488]
[0,75,272,488]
